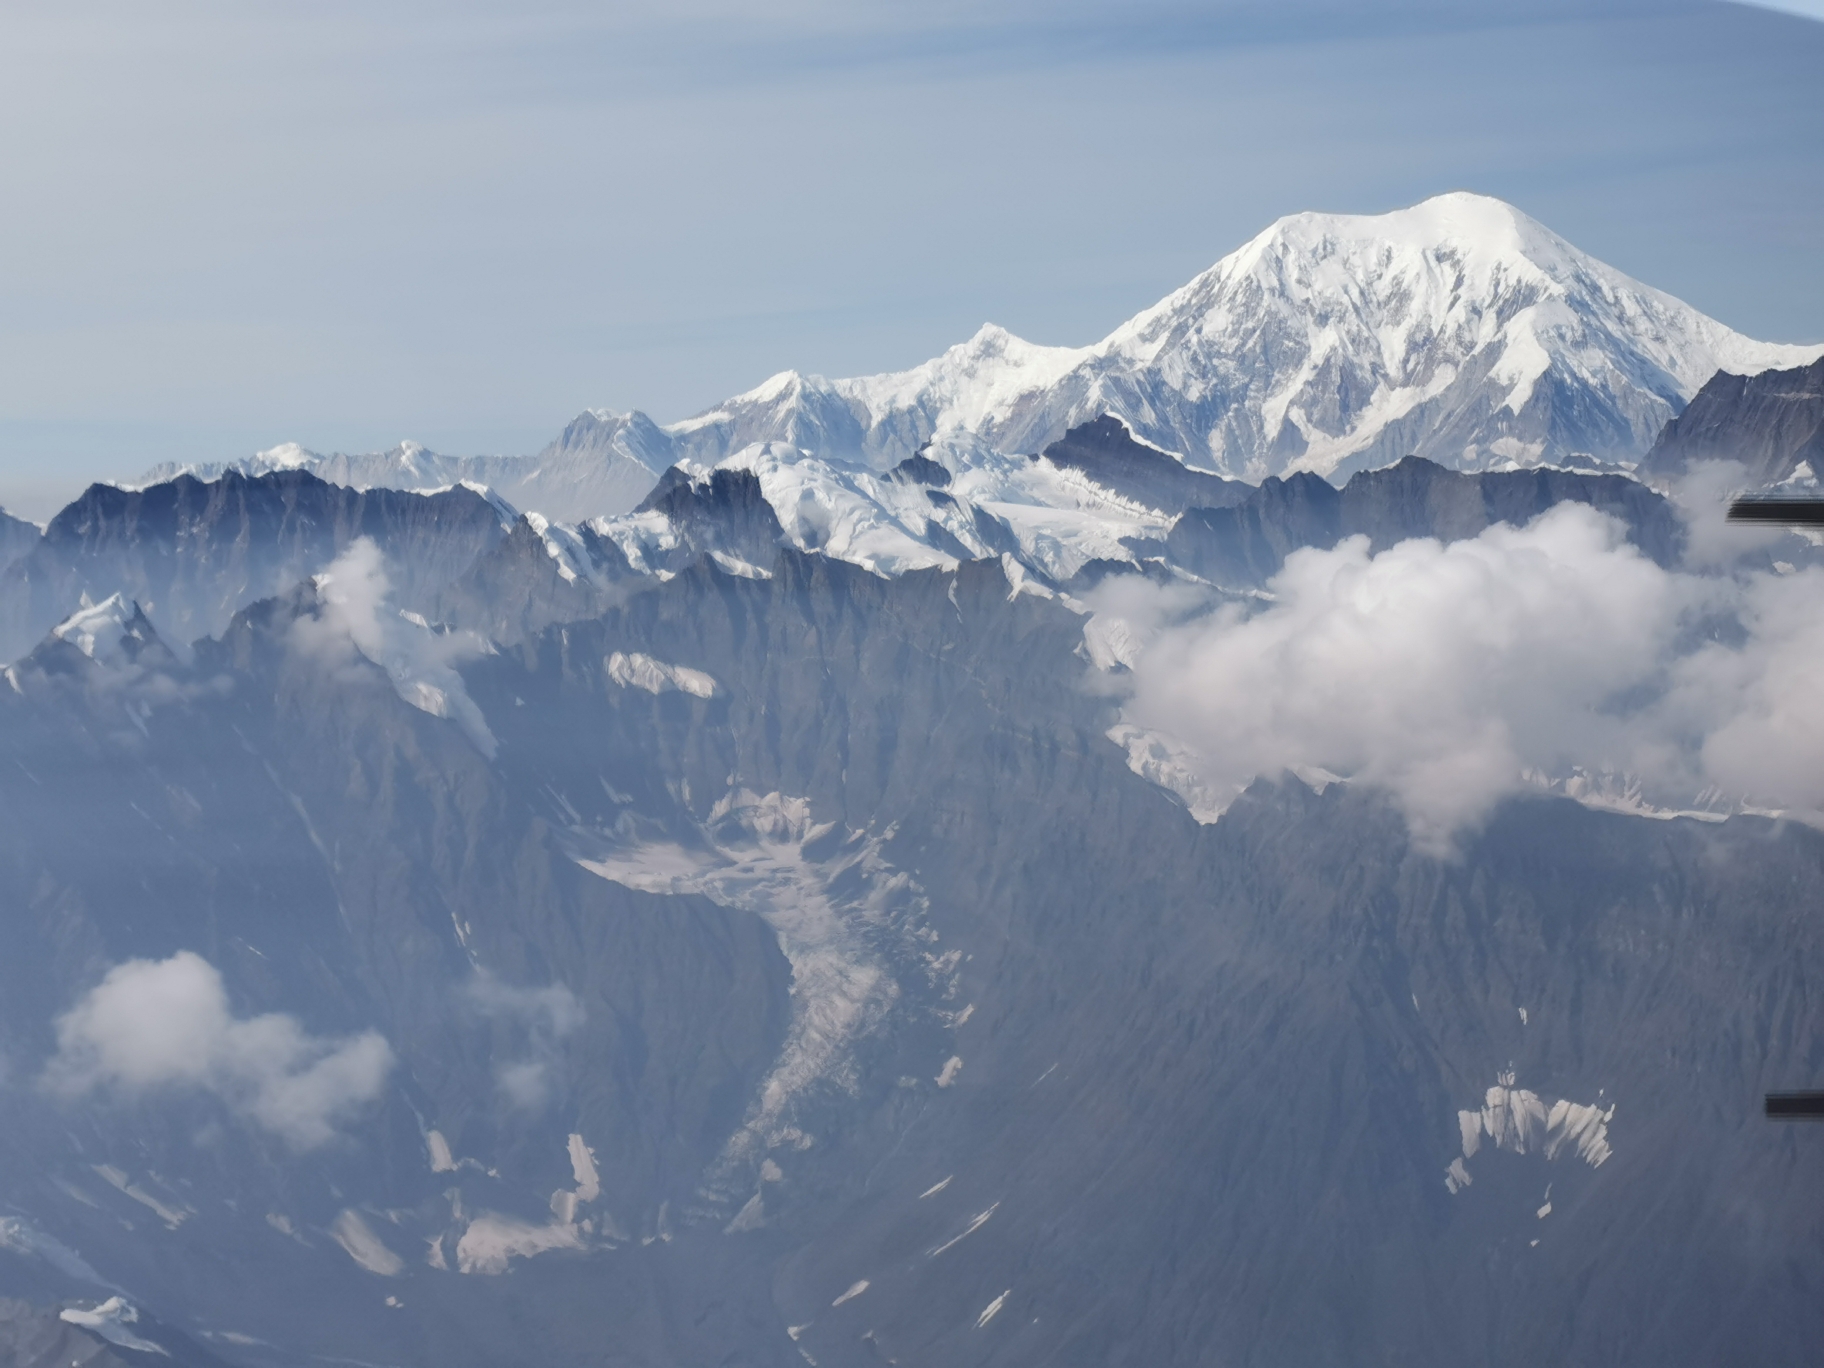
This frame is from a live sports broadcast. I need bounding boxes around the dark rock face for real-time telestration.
[1040,415,1251,513]
[1639,356,1824,485]
[634,466,786,566]
[1169,455,1683,584]
[888,453,952,488]
[434,515,637,645]
[0,508,38,577]
[0,584,796,1365]
[0,471,509,663]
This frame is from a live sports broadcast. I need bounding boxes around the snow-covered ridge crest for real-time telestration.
[51,592,143,662]
[675,324,1092,447]
[601,434,1180,585]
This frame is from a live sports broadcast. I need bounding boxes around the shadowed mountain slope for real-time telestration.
[1640,354,1824,486]
[0,549,1815,1366]
[0,470,510,662]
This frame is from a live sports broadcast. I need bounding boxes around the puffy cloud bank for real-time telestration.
[45,951,393,1148]
[291,537,497,757]
[1103,502,1824,849]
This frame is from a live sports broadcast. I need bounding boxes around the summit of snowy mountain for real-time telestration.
[667,192,1823,481]
[39,591,172,673]
[122,193,1824,522]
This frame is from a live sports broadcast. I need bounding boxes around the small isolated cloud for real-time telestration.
[463,972,584,1110]
[1102,502,1824,850]
[44,952,392,1149]
[290,537,498,757]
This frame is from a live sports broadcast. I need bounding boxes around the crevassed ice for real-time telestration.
[1445,1070,1613,1194]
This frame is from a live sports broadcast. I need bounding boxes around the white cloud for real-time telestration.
[465,973,585,1035]
[291,537,498,758]
[1102,503,1824,850]
[45,952,393,1149]
[462,972,583,1110]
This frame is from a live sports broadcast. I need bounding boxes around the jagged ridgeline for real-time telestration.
[2,193,1823,1368]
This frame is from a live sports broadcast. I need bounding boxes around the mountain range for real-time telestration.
[0,465,1819,1366]
[130,193,1822,527]
[1,192,1821,1368]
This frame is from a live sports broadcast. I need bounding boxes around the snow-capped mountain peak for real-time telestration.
[248,440,319,471]
[847,323,1092,432]
[1080,190,1819,478]
[121,193,1824,524]
[662,191,1823,483]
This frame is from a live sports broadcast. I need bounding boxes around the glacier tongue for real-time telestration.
[573,789,950,1211]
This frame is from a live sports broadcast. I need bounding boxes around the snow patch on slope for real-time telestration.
[51,593,142,661]
[330,1210,404,1276]
[450,1133,615,1274]
[60,1298,167,1355]
[1445,1070,1614,1194]
[606,651,718,698]
[0,1216,111,1287]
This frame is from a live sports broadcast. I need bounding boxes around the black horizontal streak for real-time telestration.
[1726,500,1824,526]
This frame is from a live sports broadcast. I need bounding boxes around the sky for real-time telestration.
[0,0,1820,518]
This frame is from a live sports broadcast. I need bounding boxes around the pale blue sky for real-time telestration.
[0,0,1820,516]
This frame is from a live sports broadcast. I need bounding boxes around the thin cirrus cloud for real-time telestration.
[1101,498,1824,850]
[42,951,393,1149]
